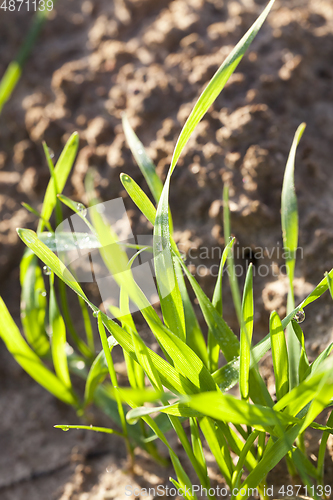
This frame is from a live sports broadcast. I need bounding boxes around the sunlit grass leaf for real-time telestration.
[223,185,242,326]
[185,392,295,434]
[20,252,50,357]
[122,114,163,204]
[18,226,197,396]
[238,425,301,498]
[84,349,109,407]
[240,263,254,401]
[174,258,208,368]
[54,424,123,436]
[189,418,208,483]
[0,296,77,406]
[200,416,234,488]
[177,254,239,362]
[281,123,306,390]
[38,132,79,232]
[291,320,310,383]
[49,273,72,389]
[269,311,289,400]
[120,173,156,225]
[208,237,235,372]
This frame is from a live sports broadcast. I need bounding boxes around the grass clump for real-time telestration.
[1,1,333,498]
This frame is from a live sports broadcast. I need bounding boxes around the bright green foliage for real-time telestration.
[2,1,333,497]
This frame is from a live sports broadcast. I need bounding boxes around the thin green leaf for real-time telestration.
[269,311,289,400]
[120,173,156,225]
[281,123,306,389]
[38,132,79,232]
[223,185,242,326]
[84,349,109,407]
[54,424,123,436]
[240,264,253,401]
[0,296,77,406]
[49,273,72,389]
[20,252,50,357]
[122,114,163,203]
[291,320,309,382]
[208,237,235,372]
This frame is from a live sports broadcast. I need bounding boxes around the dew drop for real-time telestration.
[93,310,100,318]
[62,426,69,432]
[43,265,51,276]
[41,291,47,297]
[76,203,87,217]
[48,147,55,159]
[294,309,305,324]
[137,149,143,155]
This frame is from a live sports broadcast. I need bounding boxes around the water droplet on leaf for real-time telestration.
[43,265,51,276]
[294,309,305,324]
[62,426,69,432]
[76,203,87,217]
[93,310,100,318]
[48,147,55,159]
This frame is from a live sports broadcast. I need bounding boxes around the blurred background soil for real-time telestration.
[1,0,333,498]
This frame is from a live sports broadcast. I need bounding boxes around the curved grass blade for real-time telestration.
[269,311,289,400]
[20,252,50,357]
[0,296,77,406]
[84,349,109,407]
[291,320,309,383]
[169,0,275,173]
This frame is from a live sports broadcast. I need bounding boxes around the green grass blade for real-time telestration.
[240,264,254,401]
[0,296,77,406]
[21,202,53,232]
[78,296,95,353]
[269,311,289,400]
[238,425,301,499]
[174,258,208,367]
[281,123,306,389]
[0,9,52,114]
[177,255,239,361]
[120,173,156,225]
[84,349,109,407]
[38,132,79,232]
[54,424,123,436]
[20,252,50,357]
[223,185,242,326]
[200,417,234,488]
[169,0,275,174]
[122,114,163,203]
[291,320,309,382]
[208,238,235,372]
[189,418,208,483]
[49,273,72,389]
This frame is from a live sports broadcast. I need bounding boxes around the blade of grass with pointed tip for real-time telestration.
[281,123,306,389]
[174,257,208,367]
[38,132,79,233]
[291,320,309,383]
[0,296,77,406]
[177,254,239,361]
[240,264,254,401]
[269,311,289,400]
[223,185,242,326]
[122,114,163,204]
[208,238,235,372]
[84,349,109,407]
[120,173,156,225]
[49,273,73,390]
